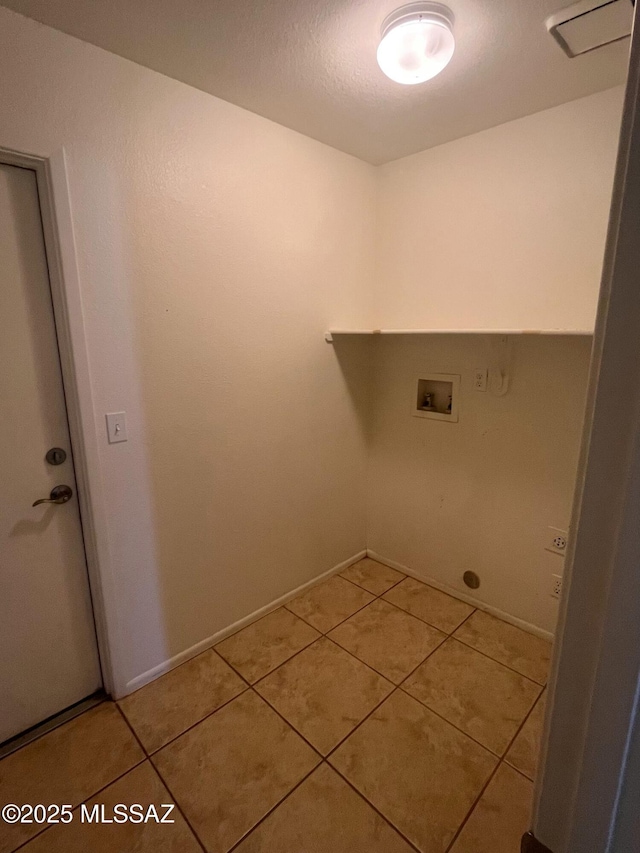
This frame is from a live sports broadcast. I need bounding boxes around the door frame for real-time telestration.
[531,5,640,851]
[0,146,115,697]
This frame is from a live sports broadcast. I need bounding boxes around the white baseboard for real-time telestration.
[123,549,367,697]
[367,549,554,643]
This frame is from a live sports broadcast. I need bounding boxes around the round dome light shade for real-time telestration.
[377,3,455,85]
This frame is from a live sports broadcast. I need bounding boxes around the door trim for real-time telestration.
[532,4,640,850]
[0,147,116,696]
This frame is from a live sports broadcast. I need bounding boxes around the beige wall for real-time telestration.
[0,7,375,694]
[0,6,623,691]
[367,335,593,634]
[375,87,624,332]
[365,90,623,635]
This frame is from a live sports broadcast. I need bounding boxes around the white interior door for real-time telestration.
[0,162,102,744]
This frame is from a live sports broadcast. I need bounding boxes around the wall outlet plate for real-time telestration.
[473,367,488,392]
[546,526,569,556]
[551,574,563,599]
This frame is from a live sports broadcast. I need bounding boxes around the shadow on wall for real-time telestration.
[330,336,373,442]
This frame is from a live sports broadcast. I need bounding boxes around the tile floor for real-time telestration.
[0,558,551,853]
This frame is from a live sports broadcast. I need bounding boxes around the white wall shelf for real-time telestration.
[325,329,593,341]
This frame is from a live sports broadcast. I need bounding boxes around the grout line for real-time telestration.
[324,631,446,693]
[189,550,366,659]
[118,667,254,758]
[10,818,56,851]
[325,598,452,690]
[7,563,547,853]
[121,645,226,701]
[249,686,325,759]
[337,569,407,599]
[225,762,321,853]
[443,677,544,853]
[375,574,410,597]
[320,627,512,766]
[328,762,424,853]
[324,685,401,761]
[236,636,323,689]
[10,821,54,851]
[210,648,253,688]
[146,760,209,853]
[502,757,539,784]
[503,687,546,779]
[213,601,308,648]
[141,684,322,853]
[394,629,544,761]
[284,560,412,637]
[396,685,504,759]
[378,594,464,634]
[282,641,397,759]
[444,759,501,853]
[9,709,147,853]
[284,590,377,636]
[115,701,149,755]
[145,686,252,756]
[10,753,148,853]
[334,572,379,594]
[403,632,544,695]
[219,563,453,694]
[316,595,378,633]
[449,606,477,634]
[210,646,253,686]
[322,633,399,685]
[451,635,548,686]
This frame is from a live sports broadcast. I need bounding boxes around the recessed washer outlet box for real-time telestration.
[546,0,633,58]
[413,374,460,423]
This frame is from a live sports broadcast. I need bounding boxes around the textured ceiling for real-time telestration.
[1,0,630,163]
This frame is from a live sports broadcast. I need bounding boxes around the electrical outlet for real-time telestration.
[546,526,568,556]
[473,367,488,392]
[551,574,563,599]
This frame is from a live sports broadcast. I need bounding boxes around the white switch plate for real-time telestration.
[106,411,128,444]
[473,367,488,392]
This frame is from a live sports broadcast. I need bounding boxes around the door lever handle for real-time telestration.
[32,484,73,507]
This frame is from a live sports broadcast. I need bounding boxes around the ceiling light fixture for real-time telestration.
[377,2,455,85]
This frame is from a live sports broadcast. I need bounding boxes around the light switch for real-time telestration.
[106,412,128,444]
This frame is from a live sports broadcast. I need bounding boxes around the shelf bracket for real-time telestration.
[489,334,512,396]
[324,331,334,343]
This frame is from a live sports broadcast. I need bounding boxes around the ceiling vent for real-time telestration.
[546,0,633,57]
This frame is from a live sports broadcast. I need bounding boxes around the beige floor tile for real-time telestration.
[449,763,533,853]
[329,599,445,684]
[19,762,201,853]
[235,762,415,853]
[255,638,393,754]
[119,649,246,753]
[215,607,319,683]
[153,690,319,853]
[340,558,405,596]
[384,577,474,634]
[285,575,374,633]
[454,610,552,684]
[0,703,143,853]
[329,691,497,853]
[403,639,541,755]
[506,692,546,780]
